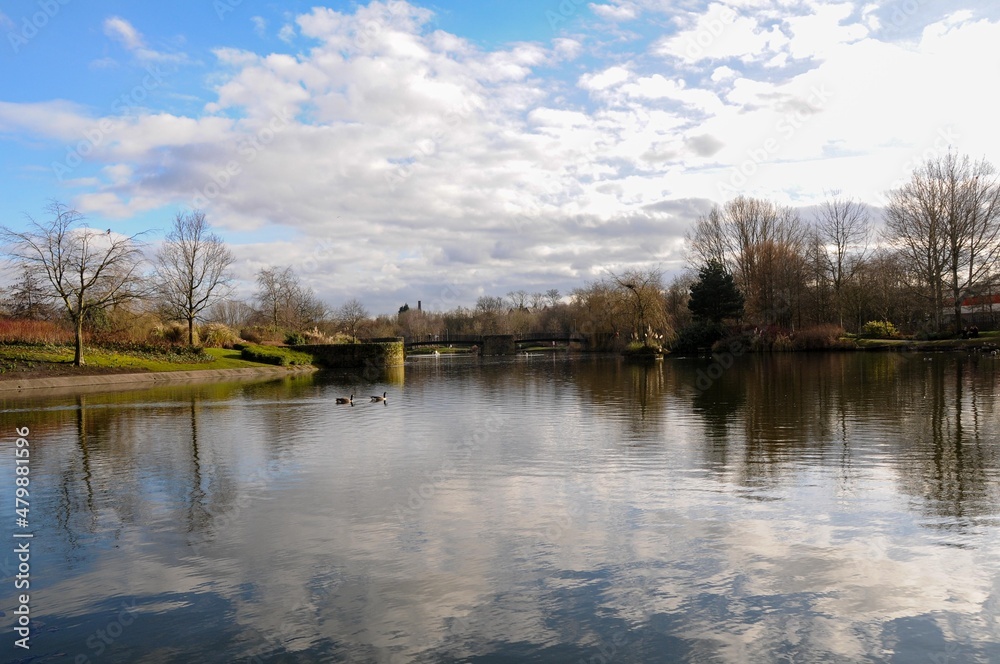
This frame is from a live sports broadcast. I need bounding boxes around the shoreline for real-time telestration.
[0,364,318,395]
[2,337,996,396]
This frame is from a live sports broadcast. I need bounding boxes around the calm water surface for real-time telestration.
[3,353,1000,663]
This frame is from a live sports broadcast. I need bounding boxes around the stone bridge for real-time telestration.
[399,332,589,356]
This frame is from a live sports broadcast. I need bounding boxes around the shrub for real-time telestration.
[712,332,751,354]
[240,326,284,344]
[240,343,314,366]
[170,345,210,363]
[0,319,74,345]
[152,321,191,344]
[772,333,794,352]
[89,340,213,364]
[284,331,307,345]
[913,328,955,341]
[623,341,663,358]
[671,320,725,354]
[302,327,334,344]
[792,324,852,350]
[713,328,776,353]
[201,323,242,348]
[97,309,161,343]
[330,332,359,344]
[860,320,899,339]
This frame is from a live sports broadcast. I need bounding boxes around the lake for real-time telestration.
[2,352,1000,663]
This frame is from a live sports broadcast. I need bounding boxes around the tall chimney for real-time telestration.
[417,300,422,311]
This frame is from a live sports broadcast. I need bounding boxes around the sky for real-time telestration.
[2,0,1000,315]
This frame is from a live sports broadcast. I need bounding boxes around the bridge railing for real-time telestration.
[397,332,588,346]
[517,331,588,342]
[402,335,482,346]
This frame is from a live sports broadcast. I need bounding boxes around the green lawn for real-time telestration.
[0,344,300,377]
[854,330,1000,349]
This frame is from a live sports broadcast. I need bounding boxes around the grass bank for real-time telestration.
[854,331,1000,352]
[0,344,312,381]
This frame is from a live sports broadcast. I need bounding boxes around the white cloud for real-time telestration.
[103,16,189,63]
[104,16,144,50]
[552,38,583,61]
[277,23,296,44]
[655,3,790,64]
[579,65,631,90]
[784,2,868,59]
[711,65,738,81]
[0,100,94,142]
[251,16,267,38]
[590,2,638,21]
[6,1,1000,311]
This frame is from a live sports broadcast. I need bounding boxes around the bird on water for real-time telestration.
[370,392,387,402]
[336,394,353,404]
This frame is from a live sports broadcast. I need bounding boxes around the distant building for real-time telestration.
[943,292,1000,328]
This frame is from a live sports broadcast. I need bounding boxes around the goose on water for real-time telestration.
[336,394,353,404]
[370,392,387,402]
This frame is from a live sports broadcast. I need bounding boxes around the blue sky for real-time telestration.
[2,0,1000,314]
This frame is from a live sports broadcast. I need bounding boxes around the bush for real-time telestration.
[623,341,663,358]
[860,320,899,339]
[792,324,853,350]
[671,320,725,354]
[240,326,284,344]
[97,308,161,343]
[284,331,307,345]
[240,343,314,366]
[0,319,74,345]
[201,323,242,348]
[152,321,191,344]
[89,340,213,364]
[712,328,775,354]
[772,333,794,352]
[913,328,955,341]
[302,327,335,344]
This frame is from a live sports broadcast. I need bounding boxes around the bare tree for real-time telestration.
[475,295,505,314]
[506,290,529,310]
[664,272,695,331]
[288,281,326,329]
[545,288,561,306]
[688,196,806,325]
[474,295,507,334]
[1,263,55,319]
[1,202,147,365]
[155,211,235,345]
[939,154,1000,330]
[207,298,256,329]
[814,196,872,327]
[884,152,1000,331]
[337,298,369,341]
[254,266,326,330]
[255,266,291,328]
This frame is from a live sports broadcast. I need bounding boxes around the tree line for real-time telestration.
[0,206,367,364]
[686,151,1000,338]
[3,150,1000,364]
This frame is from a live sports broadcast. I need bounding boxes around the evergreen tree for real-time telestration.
[688,260,744,324]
